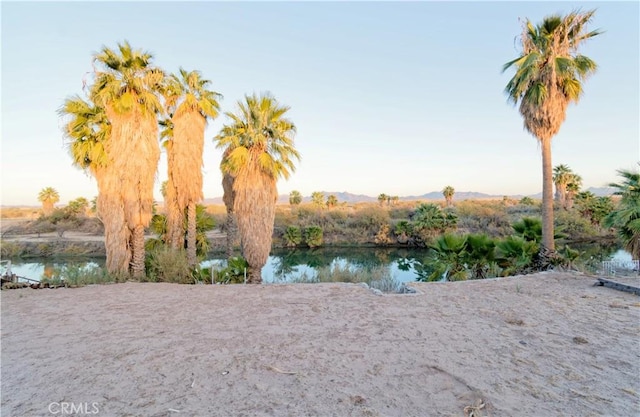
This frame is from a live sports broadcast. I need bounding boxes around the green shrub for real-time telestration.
[283,226,302,247]
[213,256,249,284]
[304,226,324,248]
[42,264,114,287]
[0,242,22,258]
[554,210,598,241]
[145,247,195,284]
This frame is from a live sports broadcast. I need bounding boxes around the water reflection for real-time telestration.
[2,244,628,284]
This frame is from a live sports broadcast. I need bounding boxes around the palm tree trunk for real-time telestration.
[540,137,555,253]
[186,201,197,266]
[130,224,146,278]
[105,106,159,279]
[165,178,184,250]
[99,168,131,278]
[225,213,237,259]
[233,158,277,285]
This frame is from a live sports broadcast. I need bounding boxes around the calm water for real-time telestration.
[2,245,631,284]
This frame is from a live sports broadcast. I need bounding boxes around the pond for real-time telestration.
[1,244,631,284]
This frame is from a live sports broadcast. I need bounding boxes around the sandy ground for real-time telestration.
[1,272,639,417]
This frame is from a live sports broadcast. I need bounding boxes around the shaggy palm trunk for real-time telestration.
[554,185,566,208]
[540,137,555,253]
[186,201,197,265]
[233,156,277,284]
[224,214,239,259]
[42,201,54,216]
[98,167,131,277]
[165,174,184,250]
[222,172,238,259]
[170,111,205,267]
[106,105,160,279]
[130,224,146,277]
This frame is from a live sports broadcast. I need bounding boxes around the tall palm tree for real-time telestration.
[90,41,165,278]
[59,96,131,274]
[503,10,600,257]
[163,68,221,265]
[604,166,640,258]
[442,186,455,208]
[215,92,299,283]
[38,187,60,215]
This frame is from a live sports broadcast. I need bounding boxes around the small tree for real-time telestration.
[38,187,60,216]
[311,192,325,208]
[304,226,323,248]
[442,186,455,208]
[289,190,302,206]
[67,197,89,216]
[378,193,388,206]
[326,194,338,209]
[283,226,302,247]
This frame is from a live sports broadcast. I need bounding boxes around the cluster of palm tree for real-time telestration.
[60,42,299,282]
[553,165,582,210]
[377,194,399,206]
[503,9,601,259]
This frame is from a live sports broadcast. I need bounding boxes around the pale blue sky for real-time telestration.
[1,1,638,206]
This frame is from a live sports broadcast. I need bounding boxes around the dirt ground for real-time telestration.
[1,272,638,417]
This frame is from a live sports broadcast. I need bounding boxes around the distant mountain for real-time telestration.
[528,186,616,199]
[584,186,616,197]
[200,186,617,206]
[402,191,501,201]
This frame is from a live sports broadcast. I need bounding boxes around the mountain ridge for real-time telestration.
[201,187,615,205]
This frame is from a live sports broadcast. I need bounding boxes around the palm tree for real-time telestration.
[326,194,338,209]
[289,190,302,206]
[503,10,600,257]
[311,191,325,207]
[90,41,165,278]
[162,68,221,266]
[565,173,582,209]
[604,166,640,258]
[59,96,131,274]
[442,186,455,207]
[38,187,60,215]
[553,164,572,208]
[215,92,299,283]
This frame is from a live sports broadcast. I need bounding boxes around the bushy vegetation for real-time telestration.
[40,263,115,286]
[291,263,403,293]
[273,197,614,252]
[144,247,197,284]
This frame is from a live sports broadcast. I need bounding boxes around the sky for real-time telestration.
[1,1,638,206]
